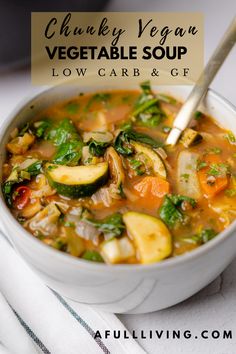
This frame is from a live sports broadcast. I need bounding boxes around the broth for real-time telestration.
[2,82,236,264]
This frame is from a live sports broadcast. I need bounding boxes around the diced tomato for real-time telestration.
[13,186,31,210]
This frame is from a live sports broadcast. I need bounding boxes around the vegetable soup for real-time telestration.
[2,81,236,264]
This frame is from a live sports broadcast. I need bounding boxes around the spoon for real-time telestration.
[166,16,236,146]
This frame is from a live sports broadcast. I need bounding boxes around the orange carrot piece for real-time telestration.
[197,154,229,198]
[134,176,170,207]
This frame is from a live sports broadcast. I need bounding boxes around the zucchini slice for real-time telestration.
[45,162,109,198]
[105,146,125,195]
[132,141,167,179]
[123,211,172,264]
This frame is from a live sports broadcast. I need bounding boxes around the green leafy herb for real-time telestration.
[132,81,166,127]
[159,194,196,228]
[226,130,236,144]
[184,228,217,245]
[88,140,110,157]
[119,120,133,131]
[129,158,145,176]
[85,213,125,238]
[156,94,176,105]
[204,147,222,155]
[2,181,15,207]
[159,195,185,228]
[168,194,196,208]
[53,238,67,251]
[47,165,58,171]
[85,93,111,111]
[18,123,31,136]
[25,161,43,176]
[46,118,81,146]
[194,111,203,120]
[82,250,104,262]
[53,140,83,165]
[41,118,83,165]
[207,163,230,177]
[196,160,208,171]
[64,102,79,114]
[180,173,190,183]
[225,189,236,197]
[140,80,151,94]
[34,119,53,138]
[114,129,162,156]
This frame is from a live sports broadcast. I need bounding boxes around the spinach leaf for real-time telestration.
[34,119,53,138]
[114,131,134,156]
[2,181,15,207]
[39,118,84,165]
[25,161,43,176]
[114,129,162,156]
[133,81,166,127]
[159,195,185,228]
[53,141,83,166]
[64,102,79,114]
[18,123,31,136]
[167,194,196,208]
[201,228,217,243]
[183,228,217,245]
[46,118,81,146]
[159,194,196,228]
[85,93,111,111]
[2,160,43,207]
[85,213,125,238]
[88,140,110,157]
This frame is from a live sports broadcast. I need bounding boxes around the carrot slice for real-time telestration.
[134,176,170,208]
[197,154,229,198]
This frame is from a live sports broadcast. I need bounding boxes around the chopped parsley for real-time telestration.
[196,160,208,171]
[184,228,217,245]
[204,147,222,155]
[225,189,236,197]
[207,163,230,177]
[194,111,203,120]
[180,173,190,183]
[226,131,236,144]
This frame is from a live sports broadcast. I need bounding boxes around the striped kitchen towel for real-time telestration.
[0,235,145,354]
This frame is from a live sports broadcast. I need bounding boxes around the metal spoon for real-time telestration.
[166,16,236,146]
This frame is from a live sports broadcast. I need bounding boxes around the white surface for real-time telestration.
[0,235,145,354]
[0,1,236,353]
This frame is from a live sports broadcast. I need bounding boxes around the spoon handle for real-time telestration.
[166,16,236,146]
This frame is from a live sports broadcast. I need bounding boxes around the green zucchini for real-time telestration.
[132,141,167,179]
[45,162,109,198]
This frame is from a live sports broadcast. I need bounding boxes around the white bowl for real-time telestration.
[0,84,236,314]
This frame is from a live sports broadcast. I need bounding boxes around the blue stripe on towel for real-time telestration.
[51,290,110,354]
[11,308,50,354]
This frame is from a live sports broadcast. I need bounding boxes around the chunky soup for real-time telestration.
[2,82,236,264]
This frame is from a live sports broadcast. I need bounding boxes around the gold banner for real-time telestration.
[31,12,204,85]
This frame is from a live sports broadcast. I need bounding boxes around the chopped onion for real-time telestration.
[154,147,167,160]
[19,158,38,170]
[75,221,100,245]
[83,131,113,143]
[91,187,112,207]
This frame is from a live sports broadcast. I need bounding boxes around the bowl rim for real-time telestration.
[0,85,236,273]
